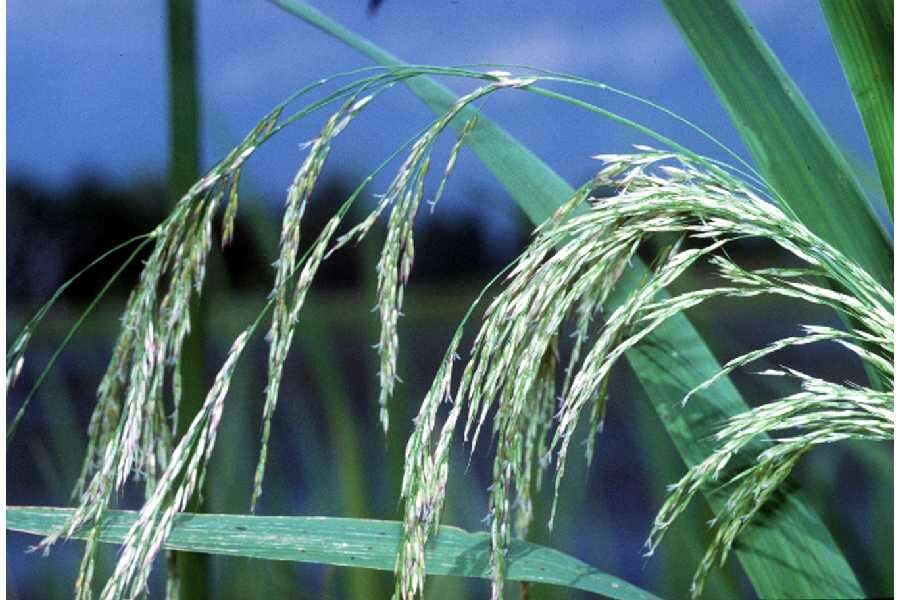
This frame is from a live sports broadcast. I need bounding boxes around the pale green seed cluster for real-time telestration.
[359,91,495,436]
[33,106,279,599]
[98,329,251,599]
[32,71,519,598]
[252,93,373,511]
[395,148,893,599]
[253,81,503,513]
[394,328,464,599]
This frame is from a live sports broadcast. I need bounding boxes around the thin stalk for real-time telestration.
[7,238,153,444]
[166,0,208,597]
[6,232,153,389]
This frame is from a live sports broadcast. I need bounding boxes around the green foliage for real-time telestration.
[663,0,891,287]
[7,507,659,600]
[820,0,893,212]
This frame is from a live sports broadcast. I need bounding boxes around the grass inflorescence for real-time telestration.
[9,65,893,599]
[16,67,537,598]
[394,146,892,599]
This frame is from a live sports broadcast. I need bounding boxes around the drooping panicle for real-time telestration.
[395,147,893,599]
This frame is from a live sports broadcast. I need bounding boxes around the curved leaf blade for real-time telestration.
[662,0,892,287]
[7,506,657,600]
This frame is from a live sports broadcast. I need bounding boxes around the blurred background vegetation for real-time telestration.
[7,1,891,598]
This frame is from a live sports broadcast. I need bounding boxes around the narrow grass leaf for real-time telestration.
[819,0,893,212]
[8,507,659,600]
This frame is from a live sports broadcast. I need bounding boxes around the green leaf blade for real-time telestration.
[820,0,893,213]
[7,506,658,600]
[663,0,892,287]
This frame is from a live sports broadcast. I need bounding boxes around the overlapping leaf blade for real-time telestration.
[271,1,863,597]
[663,0,892,286]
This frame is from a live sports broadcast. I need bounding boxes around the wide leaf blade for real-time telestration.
[819,0,893,213]
[7,506,657,600]
[663,0,892,287]
[271,1,863,598]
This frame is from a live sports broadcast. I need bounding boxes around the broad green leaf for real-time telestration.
[663,0,892,287]
[7,506,658,600]
[820,0,893,213]
[272,1,862,597]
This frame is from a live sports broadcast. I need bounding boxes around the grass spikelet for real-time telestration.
[221,168,242,248]
[98,328,251,599]
[32,103,279,597]
[347,83,508,434]
[647,369,893,598]
[252,94,371,510]
[249,75,510,506]
[394,329,465,599]
[429,116,477,213]
[393,260,516,600]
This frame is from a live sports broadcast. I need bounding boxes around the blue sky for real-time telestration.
[8,1,874,220]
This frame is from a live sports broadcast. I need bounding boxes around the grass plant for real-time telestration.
[7,2,892,599]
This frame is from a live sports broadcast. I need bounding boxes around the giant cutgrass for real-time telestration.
[9,65,891,599]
